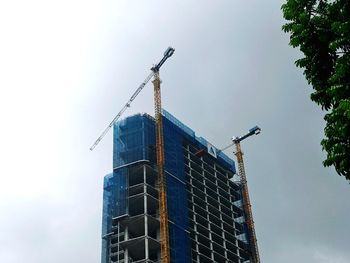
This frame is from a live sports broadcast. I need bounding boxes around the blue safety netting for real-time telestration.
[163,115,191,262]
[102,110,236,263]
[113,114,156,168]
[101,173,113,263]
[163,110,235,174]
[101,167,128,263]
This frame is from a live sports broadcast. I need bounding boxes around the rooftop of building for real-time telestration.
[114,109,236,174]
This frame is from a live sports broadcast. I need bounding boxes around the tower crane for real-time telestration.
[232,126,261,263]
[90,47,175,263]
[151,49,173,263]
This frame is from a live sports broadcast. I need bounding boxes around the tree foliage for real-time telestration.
[282,0,350,180]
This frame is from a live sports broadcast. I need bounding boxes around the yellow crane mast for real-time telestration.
[232,126,261,263]
[153,72,170,263]
[150,47,174,263]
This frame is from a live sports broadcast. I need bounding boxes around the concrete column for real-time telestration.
[125,225,129,263]
[124,249,128,263]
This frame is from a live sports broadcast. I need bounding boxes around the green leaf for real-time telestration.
[281,0,350,180]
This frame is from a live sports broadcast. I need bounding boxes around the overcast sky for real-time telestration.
[0,1,349,262]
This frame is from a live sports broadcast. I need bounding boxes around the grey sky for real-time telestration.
[0,1,349,262]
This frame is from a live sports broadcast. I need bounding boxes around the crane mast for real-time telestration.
[153,72,170,263]
[233,126,261,263]
[235,142,260,263]
[151,47,174,263]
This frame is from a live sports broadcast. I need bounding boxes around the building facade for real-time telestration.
[101,110,252,263]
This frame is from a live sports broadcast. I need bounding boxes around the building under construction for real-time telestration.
[101,110,257,263]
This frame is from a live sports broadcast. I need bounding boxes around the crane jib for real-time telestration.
[89,72,153,151]
[90,47,174,151]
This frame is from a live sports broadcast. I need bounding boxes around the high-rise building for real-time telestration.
[101,110,253,263]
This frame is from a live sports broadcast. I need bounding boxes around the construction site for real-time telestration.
[92,48,261,263]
